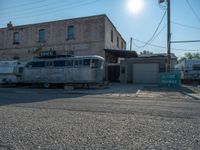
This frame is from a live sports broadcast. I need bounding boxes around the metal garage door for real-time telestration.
[133,63,159,84]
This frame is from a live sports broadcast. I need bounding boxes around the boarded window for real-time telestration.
[67,25,75,40]
[39,29,45,43]
[54,61,65,67]
[13,32,20,44]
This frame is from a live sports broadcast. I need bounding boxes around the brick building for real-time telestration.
[0,14,128,62]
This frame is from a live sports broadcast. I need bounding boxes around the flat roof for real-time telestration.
[0,14,107,29]
[104,49,138,58]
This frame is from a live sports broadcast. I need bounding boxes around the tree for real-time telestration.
[140,50,153,55]
[178,52,200,62]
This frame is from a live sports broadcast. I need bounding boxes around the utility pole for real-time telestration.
[167,0,171,72]
[130,37,133,51]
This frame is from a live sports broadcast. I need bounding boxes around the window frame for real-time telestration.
[67,25,75,40]
[117,36,119,48]
[111,30,113,43]
[54,60,65,67]
[66,60,74,67]
[31,61,45,68]
[39,29,45,43]
[13,32,20,45]
[83,59,90,67]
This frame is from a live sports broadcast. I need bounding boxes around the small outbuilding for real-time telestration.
[120,53,177,84]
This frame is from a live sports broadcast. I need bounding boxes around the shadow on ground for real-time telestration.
[0,83,142,106]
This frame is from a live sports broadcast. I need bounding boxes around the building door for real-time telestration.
[107,64,120,82]
[132,63,159,84]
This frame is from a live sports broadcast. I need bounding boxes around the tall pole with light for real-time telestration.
[159,0,171,72]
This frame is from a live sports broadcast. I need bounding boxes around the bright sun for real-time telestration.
[127,0,143,14]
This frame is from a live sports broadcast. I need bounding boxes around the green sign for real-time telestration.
[159,71,181,87]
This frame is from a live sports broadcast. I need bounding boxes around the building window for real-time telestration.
[13,32,20,44]
[67,25,75,40]
[117,36,119,47]
[39,29,45,43]
[111,30,113,42]
[121,41,124,49]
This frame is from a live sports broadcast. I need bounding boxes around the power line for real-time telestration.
[0,0,98,22]
[132,25,166,48]
[132,37,199,51]
[0,0,46,10]
[171,21,200,30]
[133,10,166,48]
[0,0,94,18]
[0,0,72,17]
[185,0,200,23]
[151,25,166,42]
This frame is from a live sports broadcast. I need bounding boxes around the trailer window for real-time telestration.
[18,67,24,73]
[54,61,65,67]
[91,59,100,68]
[32,61,45,68]
[74,60,79,67]
[79,60,83,66]
[193,64,200,71]
[83,59,90,66]
[66,60,73,67]
[26,62,33,68]
[46,61,53,67]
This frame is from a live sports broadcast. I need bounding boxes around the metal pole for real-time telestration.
[167,0,171,72]
[171,40,200,43]
[130,37,133,51]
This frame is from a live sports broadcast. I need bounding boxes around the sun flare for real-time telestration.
[127,0,144,14]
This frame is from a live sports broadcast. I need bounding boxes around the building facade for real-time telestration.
[120,53,178,84]
[0,14,126,62]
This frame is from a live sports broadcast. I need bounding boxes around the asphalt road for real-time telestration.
[0,87,200,150]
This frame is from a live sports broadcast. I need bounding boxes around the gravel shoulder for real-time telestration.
[0,86,200,149]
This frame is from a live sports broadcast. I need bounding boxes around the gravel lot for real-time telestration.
[0,86,200,150]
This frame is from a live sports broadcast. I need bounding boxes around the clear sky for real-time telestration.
[0,0,200,57]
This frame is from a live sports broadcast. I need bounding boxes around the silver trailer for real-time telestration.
[175,60,200,80]
[22,55,105,87]
[0,61,25,84]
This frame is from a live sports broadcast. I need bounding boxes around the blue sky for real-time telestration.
[0,0,200,57]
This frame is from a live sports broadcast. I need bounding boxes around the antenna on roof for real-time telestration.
[7,21,13,30]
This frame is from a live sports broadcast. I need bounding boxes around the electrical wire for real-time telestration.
[132,25,166,49]
[185,0,200,23]
[0,0,46,10]
[132,37,199,51]
[1,0,73,17]
[0,0,98,22]
[171,21,200,30]
[151,25,166,42]
[133,10,166,48]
